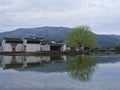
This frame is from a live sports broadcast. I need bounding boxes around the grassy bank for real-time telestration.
[0,49,117,56]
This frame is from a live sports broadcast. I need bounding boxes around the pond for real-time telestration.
[0,53,120,90]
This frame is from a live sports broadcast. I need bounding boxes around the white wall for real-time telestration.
[2,43,12,52]
[16,44,23,51]
[2,44,23,52]
[26,44,40,52]
[41,45,50,51]
[23,39,41,52]
[61,44,67,51]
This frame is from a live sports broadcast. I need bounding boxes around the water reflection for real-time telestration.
[0,54,120,90]
[65,55,97,81]
[1,55,64,69]
[2,55,23,69]
[1,54,120,81]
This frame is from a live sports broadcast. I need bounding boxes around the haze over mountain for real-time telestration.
[0,26,120,48]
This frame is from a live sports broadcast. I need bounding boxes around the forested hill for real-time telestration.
[0,26,120,48]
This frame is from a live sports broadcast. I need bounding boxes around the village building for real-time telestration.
[2,37,23,52]
[40,39,51,51]
[1,37,67,52]
[41,39,66,51]
[23,37,42,52]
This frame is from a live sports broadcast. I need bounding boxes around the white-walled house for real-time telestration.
[61,43,67,51]
[23,37,42,52]
[40,40,51,51]
[41,40,67,51]
[1,37,67,52]
[2,38,23,52]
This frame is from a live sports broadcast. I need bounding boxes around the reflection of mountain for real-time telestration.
[65,55,97,81]
[95,55,120,63]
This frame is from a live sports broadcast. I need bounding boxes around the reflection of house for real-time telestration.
[2,56,23,69]
[0,55,3,64]
[2,38,23,52]
[41,56,51,62]
[0,42,3,52]
[1,55,52,69]
[23,56,41,67]
[1,37,67,52]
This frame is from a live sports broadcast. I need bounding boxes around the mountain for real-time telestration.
[0,26,120,48]
[0,26,70,41]
[95,34,120,48]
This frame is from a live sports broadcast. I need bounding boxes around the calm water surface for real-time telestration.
[0,53,120,90]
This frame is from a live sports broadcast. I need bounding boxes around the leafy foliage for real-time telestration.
[65,26,97,48]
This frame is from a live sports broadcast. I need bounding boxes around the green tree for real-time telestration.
[65,25,97,51]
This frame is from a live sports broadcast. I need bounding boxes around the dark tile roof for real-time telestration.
[50,43,63,46]
[41,39,63,46]
[24,37,44,40]
[4,37,23,43]
[24,37,44,44]
[41,40,51,45]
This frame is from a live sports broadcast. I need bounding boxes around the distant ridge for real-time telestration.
[0,26,120,48]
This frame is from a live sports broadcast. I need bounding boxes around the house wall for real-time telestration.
[16,44,23,51]
[23,39,41,52]
[2,43,23,52]
[25,44,40,52]
[41,45,50,51]
[2,43,12,52]
[2,40,23,52]
[61,44,67,51]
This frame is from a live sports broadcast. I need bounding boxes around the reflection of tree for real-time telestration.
[65,55,97,81]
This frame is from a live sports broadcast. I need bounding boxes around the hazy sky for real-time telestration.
[0,0,120,34]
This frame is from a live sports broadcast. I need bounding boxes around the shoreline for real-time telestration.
[0,50,116,56]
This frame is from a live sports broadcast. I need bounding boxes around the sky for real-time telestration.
[0,0,120,34]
